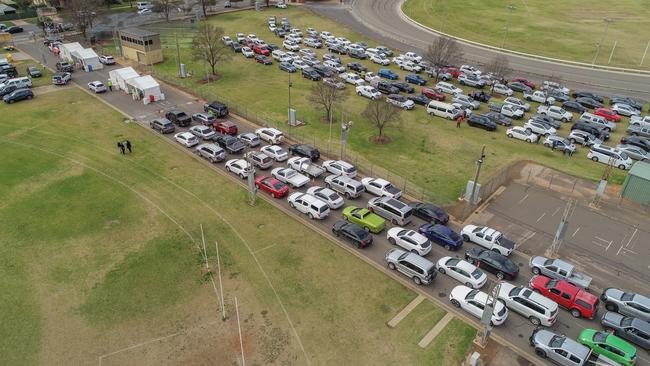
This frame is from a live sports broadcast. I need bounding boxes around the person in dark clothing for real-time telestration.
[117,141,125,154]
[125,140,132,153]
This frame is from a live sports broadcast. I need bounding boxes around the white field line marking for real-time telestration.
[551,207,561,217]
[215,240,226,320]
[235,297,245,366]
[254,243,277,254]
[97,319,222,366]
[571,227,580,238]
[591,240,607,249]
[536,212,546,222]
[517,194,529,205]
[1,127,312,365]
[618,228,638,256]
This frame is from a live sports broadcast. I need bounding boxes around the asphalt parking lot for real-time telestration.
[15,36,650,366]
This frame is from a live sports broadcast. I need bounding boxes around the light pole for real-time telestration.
[340,121,353,160]
[468,145,486,205]
[288,72,293,131]
[501,5,516,49]
[592,18,613,66]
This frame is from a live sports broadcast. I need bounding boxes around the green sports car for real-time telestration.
[578,328,637,366]
[342,206,386,233]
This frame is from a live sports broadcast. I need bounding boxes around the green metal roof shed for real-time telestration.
[621,161,650,205]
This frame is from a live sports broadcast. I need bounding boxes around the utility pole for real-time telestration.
[340,120,352,160]
[175,32,181,77]
[590,156,614,209]
[474,281,501,348]
[244,154,256,206]
[468,145,486,205]
[501,5,516,49]
[592,18,613,66]
[328,106,333,156]
[545,199,576,258]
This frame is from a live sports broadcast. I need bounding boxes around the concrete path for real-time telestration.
[417,312,454,348]
[387,294,424,328]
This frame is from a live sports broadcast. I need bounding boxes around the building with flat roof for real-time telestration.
[118,28,162,65]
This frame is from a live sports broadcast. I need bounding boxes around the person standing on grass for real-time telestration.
[107,79,112,91]
[456,114,462,128]
[126,140,132,153]
[117,141,125,154]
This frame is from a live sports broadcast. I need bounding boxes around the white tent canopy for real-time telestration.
[108,67,139,92]
[59,42,84,63]
[71,48,103,72]
[125,75,165,104]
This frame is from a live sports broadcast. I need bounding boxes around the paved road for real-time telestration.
[15,38,650,366]
[306,0,650,100]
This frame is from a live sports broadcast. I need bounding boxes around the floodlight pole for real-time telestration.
[592,18,613,66]
[474,281,501,348]
[469,145,486,205]
[546,199,576,258]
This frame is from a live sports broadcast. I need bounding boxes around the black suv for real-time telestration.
[312,64,333,78]
[467,115,497,131]
[571,90,604,103]
[149,118,175,134]
[332,220,373,248]
[571,121,610,140]
[391,82,415,94]
[215,135,246,154]
[0,84,17,97]
[562,100,587,114]
[302,67,321,81]
[288,144,320,161]
[376,81,399,95]
[347,62,367,72]
[204,101,229,118]
[56,61,74,73]
[165,110,191,127]
[620,135,650,152]
[328,44,347,55]
[3,88,33,104]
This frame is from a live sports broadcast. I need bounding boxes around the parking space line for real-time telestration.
[536,212,546,222]
[551,207,561,216]
[571,227,580,238]
[617,228,638,256]
[517,194,529,205]
[516,231,536,250]
[591,240,607,249]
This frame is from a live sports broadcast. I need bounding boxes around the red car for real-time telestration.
[593,108,621,123]
[421,87,445,101]
[252,44,270,56]
[255,55,272,65]
[529,275,599,319]
[255,176,289,198]
[214,120,238,135]
[440,66,461,78]
[511,77,536,89]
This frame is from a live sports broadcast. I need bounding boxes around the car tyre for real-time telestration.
[496,272,505,280]
[531,267,540,275]
[226,166,231,172]
[450,299,460,308]
[388,262,396,270]
[618,164,626,170]
[465,282,474,289]
[592,156,599,162]
[570,309,581,318]
[605,302,618,312]
[289,201,295,208]
[363,226,370,232]
[389,237,396,245]
[529,317,541,326]
[535,349,547,358]
[507,134,513,138]
[444,244,452,251]
[438,267,446,274]
[412,276,422,285]
[308,213,314,220]
[462,234,470,242]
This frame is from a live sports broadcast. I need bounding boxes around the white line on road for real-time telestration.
[536,212,546,222]
[618,228,638,256]
[551,207,561,216]
[591,240,607,249]
[517,194,529,205]
[571,227,580,238]
[516,231,536,249]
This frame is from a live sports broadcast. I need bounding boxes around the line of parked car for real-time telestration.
[216,16,650,175]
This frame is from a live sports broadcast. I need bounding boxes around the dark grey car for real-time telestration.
[601,311,650,351]
[149,118,175,134]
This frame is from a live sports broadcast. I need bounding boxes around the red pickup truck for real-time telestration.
[213,120,238,135]
[529,275,599,319]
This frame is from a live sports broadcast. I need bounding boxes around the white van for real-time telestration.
[426,100,462,120]
[587,144,633,170]
[1,76,32,89]
[137,1,153,10]
[287,192,330,220]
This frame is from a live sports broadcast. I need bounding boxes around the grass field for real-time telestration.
[403,0,650,69]
[0,87,475,365]
[12,59,52,88]
[144,7,627,205]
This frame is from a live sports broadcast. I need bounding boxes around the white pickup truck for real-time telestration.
[461,225,515,256]
[340,72,365,86]
[529,256,592,289]
[630,115,650,127]
[287,156,326,178]
[537,105,573,122]
[524,90,555,104]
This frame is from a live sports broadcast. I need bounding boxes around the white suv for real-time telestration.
[497,283,559,327]
[255,127,284,144]
[356,85,381,100]
[287,192,330,220]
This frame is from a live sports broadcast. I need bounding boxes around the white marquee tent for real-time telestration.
[108,67,139,92]
[72,48,103,72]
[58,42,84,63]
[125,75,165,104]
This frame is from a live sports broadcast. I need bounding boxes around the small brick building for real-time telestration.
[118,28,163,65]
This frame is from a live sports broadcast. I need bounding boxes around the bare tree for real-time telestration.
[362,99,402,140]
[191,23,231,76]
[423,36,463,79]
[194,0,217,17]
[60,0,101,40]
[484,54,510,82]
[153,0,181,22]
[307,82,347,122]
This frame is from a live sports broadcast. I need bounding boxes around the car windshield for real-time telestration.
[466,289,479,300]
[327,193,338,200]
[508,286,522,297]
[471,269,483,279]
[593,332,608,343]
[621,292,635,301]
[619,152,629,160]
[549,335,565,348]
[621,317,634,327]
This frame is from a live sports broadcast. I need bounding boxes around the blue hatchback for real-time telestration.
[405,74,426,86]
[418,223,463,250]
[378,68,399,80]
[279,62,297,73]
